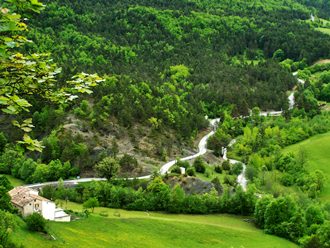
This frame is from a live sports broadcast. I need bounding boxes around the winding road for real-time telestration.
[26,118,221,188]
[26,73,304,191]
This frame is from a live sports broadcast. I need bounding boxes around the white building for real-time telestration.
[9,186,70,222]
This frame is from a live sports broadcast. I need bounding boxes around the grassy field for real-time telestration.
[316,27,330,35]
[1,174,25,187]
[283,131,330,202]
[11,201,298,248]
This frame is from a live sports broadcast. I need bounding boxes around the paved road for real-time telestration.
[289,72,305,109]
[27,74,304,190]
[223,72,304,190]
[26,118,221,188]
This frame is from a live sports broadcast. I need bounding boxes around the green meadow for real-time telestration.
[11,201,298,248]
[283,131,330,202]
[1,174,24,187]
[316,27,330,35]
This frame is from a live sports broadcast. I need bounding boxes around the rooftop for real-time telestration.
[9,186,50,208]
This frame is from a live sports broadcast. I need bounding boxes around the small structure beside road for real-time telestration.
[9,186,70,222]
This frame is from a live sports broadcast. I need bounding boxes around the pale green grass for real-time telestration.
[194,164,236,184]
[1,174,25,187]
[195,165,219,182]
[11,201,298,248]
[324,103,330,112]
[316,27,330,35]
[283,131,330,202]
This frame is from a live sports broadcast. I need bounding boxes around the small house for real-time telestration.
[9,186,70,222]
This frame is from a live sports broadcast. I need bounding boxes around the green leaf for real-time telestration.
[0,96,9,105]
[12,120,20,128]
[3,105,18,114]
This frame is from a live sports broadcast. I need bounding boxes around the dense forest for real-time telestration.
[6,0,325,170]
[26,0,330,116]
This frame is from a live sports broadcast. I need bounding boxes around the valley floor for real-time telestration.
[11,201,298,248]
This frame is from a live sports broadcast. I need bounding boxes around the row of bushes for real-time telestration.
[0,148,79,183]
[42,177,256,215]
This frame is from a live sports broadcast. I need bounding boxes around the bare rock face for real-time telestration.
[166,176,214,195]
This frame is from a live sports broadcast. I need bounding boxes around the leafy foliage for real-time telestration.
[83,197,99,213]
[0,0,103,151]
[25,213,47,233]
[94,157,120,180]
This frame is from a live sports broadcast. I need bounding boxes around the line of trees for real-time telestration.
[41,177,256,215]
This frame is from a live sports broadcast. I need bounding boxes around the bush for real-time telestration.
[186,167,196,176]
[0,210,16,248]
[0,175,13,191]
[214,165,222,174]
[0,148,23,174]
[224,175,236,187]
[25,213,47,233]
[95,157,119,180]
[246,165,258,181]
[211,177,223,194]
[83,197,99,213]
[231,162,243,175]
[171,166,181,174]
[193,157,206,173]
[280,173,294,186]
[119,154,138,172]
[176,160,190,169]
[0,132,7,152]
[222,160,231,171]
[204,170,211,178]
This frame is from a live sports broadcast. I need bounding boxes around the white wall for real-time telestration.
[54,215,71,222]
[23,202,34,217]
[41,201,56,220]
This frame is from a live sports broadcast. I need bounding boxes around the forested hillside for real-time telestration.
[0,0,328,175]
[27,0,329,115]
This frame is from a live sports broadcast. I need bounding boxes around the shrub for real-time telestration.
[95,157,119,180]
[119,154,138,172]
[99,211,109,217]
[204,170,211,178]
[224,175,236,187]
[0,149,24,174]
[193,157,206,173]
[0,210,16,248]
[231,162,243,175]
[214,165,222,174]
[25,213,47,233]
[211,177,223,194]
[186,167,196,176]
[83,197,99,213]
[176,160,190,169]
[0,132,7,152]
[171,166,181,174]
[222,160,231,171]
[0,175,13,191]
[246,165,258,181]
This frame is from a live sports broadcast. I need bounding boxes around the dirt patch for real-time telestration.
[166,176,214,194]
[314,59,330,65]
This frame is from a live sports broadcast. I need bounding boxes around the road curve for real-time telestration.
[224,72,305,190]
[26,118,221,188]
[26,74,303,190]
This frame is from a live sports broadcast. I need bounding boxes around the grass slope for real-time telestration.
[283,131,330,202]
[316,27,330,35]
[1,174,25,187]
[11,201,298,248]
